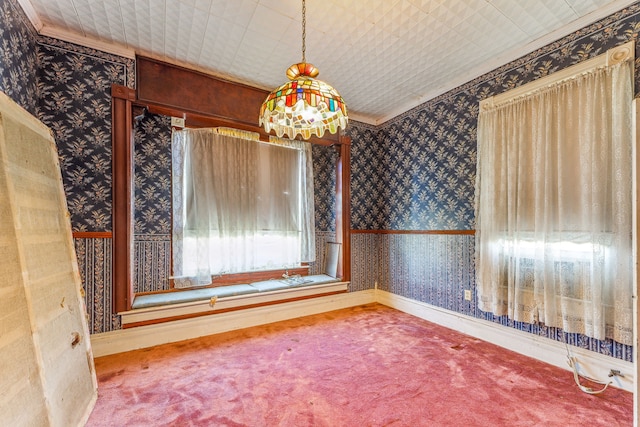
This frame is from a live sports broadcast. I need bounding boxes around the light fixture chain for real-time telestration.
[301,0,306,63]
[260,0,348,139]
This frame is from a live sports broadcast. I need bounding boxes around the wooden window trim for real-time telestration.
[111,58,351,313]
[111,85,135,314]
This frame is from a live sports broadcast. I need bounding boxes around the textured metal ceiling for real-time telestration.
[19,0,636,124]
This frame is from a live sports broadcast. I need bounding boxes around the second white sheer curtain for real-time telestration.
[172,128,315,288]
[476,59,634,345]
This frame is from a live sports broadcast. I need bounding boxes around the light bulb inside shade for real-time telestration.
[293,99,320,123]
[259,63,348,140]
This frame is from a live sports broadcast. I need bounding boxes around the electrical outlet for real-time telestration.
[464,290,472,301]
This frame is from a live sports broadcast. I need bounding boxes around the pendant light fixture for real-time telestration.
[259,0,348,140]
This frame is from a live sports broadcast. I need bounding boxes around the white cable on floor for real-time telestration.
[564,341,611,395]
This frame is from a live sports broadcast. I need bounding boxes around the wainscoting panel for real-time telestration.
[133,234,171,293]
[74,237,120,333]
[351,233,381,292]
[377,233,475,316]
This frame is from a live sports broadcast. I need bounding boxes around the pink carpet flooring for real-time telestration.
[87,304,632,426]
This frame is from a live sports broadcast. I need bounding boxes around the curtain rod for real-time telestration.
[480,40,634,111]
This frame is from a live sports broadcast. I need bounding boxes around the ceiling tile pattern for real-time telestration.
[24,0,633,124]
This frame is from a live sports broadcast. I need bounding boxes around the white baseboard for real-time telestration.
[91,290,375,357]
[375,289,635,393]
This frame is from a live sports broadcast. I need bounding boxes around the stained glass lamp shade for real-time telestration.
[259,62,348,140]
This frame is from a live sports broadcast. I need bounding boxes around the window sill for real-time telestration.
[206,266,309,287]
[120,276,348,327]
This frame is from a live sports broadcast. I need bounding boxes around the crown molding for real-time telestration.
[16,0,134,59]
[345,112,376,126]
[15,0,42,31]
[38,26,135,59]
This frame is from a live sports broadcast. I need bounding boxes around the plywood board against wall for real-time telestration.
[0,91,97,426]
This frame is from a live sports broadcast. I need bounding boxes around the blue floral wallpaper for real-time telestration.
[37,36,134,232]
[134,114,172,235]
[348,123,385,229]
[2,0,639,360]
[133,114,172,293]
[0,0,38,115]
[346,3,640,361]
[312,143,337,233]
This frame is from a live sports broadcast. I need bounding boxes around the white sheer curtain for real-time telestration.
[475,59,634,345]
[172,128,315,288]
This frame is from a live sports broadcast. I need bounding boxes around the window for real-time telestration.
[475,41,634,346]
[172,127,315,288]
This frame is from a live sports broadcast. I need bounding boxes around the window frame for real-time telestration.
[111,83,351,313]
[171,130,314,286]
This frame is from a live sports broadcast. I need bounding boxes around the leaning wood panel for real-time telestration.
[0,108,48,427]
[0,91,97,426]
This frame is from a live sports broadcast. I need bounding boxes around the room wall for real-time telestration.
[346,3,640,361]
[1,0,637,361]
